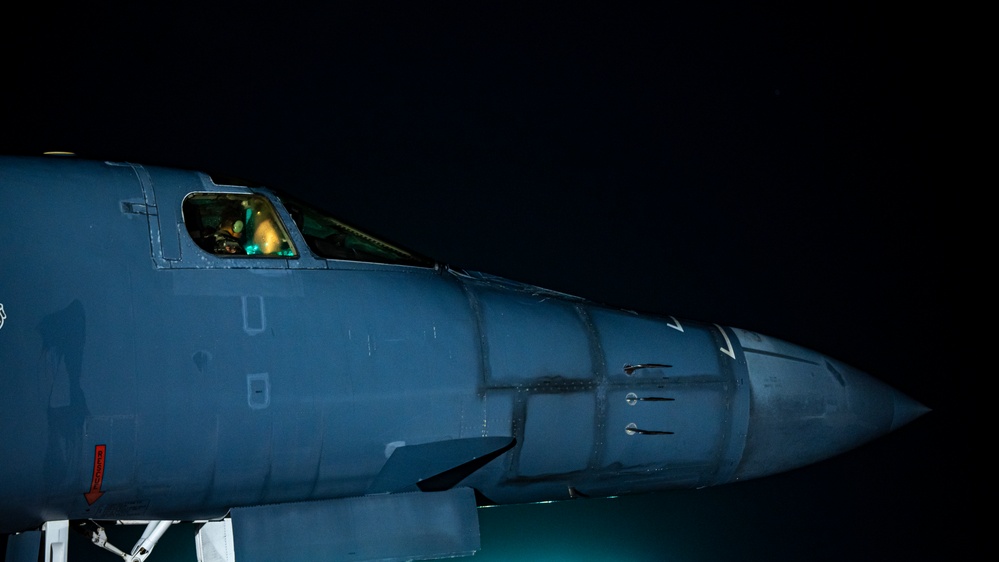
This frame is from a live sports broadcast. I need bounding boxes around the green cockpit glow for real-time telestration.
[182,193,298,258]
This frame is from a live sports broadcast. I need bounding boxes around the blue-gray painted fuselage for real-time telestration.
[0,156,926,561]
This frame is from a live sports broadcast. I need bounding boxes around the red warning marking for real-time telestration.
[84,444,106,505]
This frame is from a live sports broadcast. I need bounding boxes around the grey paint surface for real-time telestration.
[1,157,924,560]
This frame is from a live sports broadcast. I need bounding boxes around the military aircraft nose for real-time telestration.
[727,329,929,482]
[827,360,929,440]
[891,387,931,432]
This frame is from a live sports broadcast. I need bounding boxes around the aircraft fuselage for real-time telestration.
[0,156,924,548]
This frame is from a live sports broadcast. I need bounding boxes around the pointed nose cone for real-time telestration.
[728,329,928,482]
[831,359,930,440]
[891,389,931,432]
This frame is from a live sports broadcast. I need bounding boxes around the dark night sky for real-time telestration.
[3,3,963,560]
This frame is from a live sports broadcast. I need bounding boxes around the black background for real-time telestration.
[3,3,962,560]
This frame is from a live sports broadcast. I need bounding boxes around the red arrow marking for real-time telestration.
[84,444,106,505]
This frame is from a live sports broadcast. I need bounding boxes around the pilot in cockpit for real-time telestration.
[210,215,246,254]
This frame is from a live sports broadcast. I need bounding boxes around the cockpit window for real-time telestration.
[182,193,297,257]
[278,193,433,267]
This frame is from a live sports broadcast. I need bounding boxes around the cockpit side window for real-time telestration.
[182,193,297,257]
[278,193,432,267]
